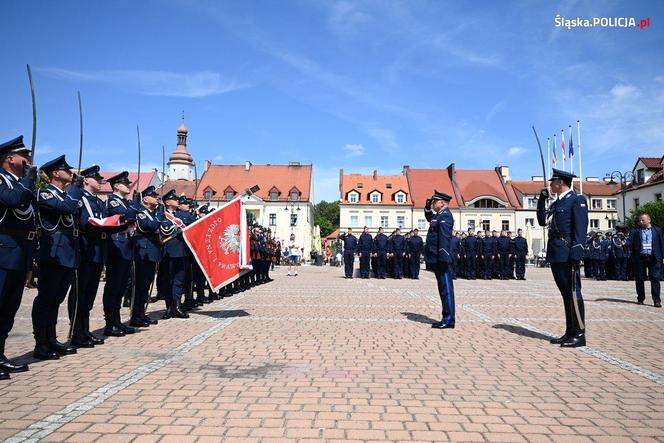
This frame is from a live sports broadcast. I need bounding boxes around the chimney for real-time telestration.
[373,170,378,180]
[244,161,251,171]
[339,168,344,197]
[288,161,301,167]
[586,177,599,182]
[531,176,544,182]
[204,160,211,171]
[402,165,410,175]
[497,165,510,182]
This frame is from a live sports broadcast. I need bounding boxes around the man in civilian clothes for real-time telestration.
[339,228,357,278]
[627,213,664,307]
[425,191,455,329]
[537,169,589,347]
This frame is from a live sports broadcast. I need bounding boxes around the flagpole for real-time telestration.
[553,134,557,169]
[547,137,550,177]
[562,128,566,172]
[577,120,583,196]
[569,125,574,175]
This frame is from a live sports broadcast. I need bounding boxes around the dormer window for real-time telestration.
[348,191,359,203]
[357,183,364,189]
[395,192,406,204]
[224,186,236,201]
[370,191,381,204]
[290,191,299,202]
[386,184,392,189]
[204,190,213,201]
[270,191,279,201]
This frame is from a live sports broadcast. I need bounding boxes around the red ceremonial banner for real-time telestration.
[182,198,246,291]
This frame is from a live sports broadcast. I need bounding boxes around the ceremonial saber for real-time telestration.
[532,126,548,243]
[26,64,37,163]
[571,263,585,331]
[130,125,142,318]
[68,91,85,344]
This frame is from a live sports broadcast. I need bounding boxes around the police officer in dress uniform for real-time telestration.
[450,231,461,279]
[132,186,169,325]
[424,191,455,329]
[464,229,478,280]
[372,227,388,279]
[160,190,189,318]
[32,155,82,359]
[513,228,529,280]
[339,228,357,278]
[101,171,138,337]
[68,165,125,348]
[0,136,35,378]
[175,196,197,309]
[389,228,406,279]
[358,227,373,279]
[537,168,589,347]
[476,230,487,279]
[611,232,628,281]
[408,228,423,279]
[496,230,511,280]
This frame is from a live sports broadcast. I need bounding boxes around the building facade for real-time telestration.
[167,118,195,181]
[196,161,316,257]
[340,165,619,258]
[617,156,664,221]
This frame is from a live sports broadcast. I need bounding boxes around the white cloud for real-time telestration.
[610,83,638,99]
[343,143,365,158]
[367,127,399,153]
[39,68,248,98]
[328,1,370,33]
[213,154,224,161]
[507,146,527,157]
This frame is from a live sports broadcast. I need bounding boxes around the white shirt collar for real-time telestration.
[2,169,19,181]
[557,189,573,201]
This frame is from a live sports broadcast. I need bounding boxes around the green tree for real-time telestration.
[626,200,664,228]
[314,200,339,238]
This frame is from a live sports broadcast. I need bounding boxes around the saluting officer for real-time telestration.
[101,171,138,337]
[358,226,373,279]
[537,168,589,347]
[133,186,169,324]
[0,136,36,378]
[372,227,388,279]
[513,228,529,280]
[424,191,455,329]
[69,166,122,348]
[160,190,189,318]
[32,155,82,360]
[339,228,357,278]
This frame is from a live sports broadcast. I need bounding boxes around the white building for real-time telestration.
[167,119,195,181]
[617,156,664,221]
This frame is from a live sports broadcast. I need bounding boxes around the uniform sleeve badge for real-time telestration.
[110,200,119,208]
[39,191,53,200]
[138,213,146,220]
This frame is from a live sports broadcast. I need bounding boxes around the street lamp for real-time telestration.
[606,170,635,222]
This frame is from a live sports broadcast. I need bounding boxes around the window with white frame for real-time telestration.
[380,216,388,228]
[481,220,490,231]
[526,197,538,209]
[525,218,535,227]
[370,192,381,204]
[364,216,372,227]
[348,191,359,203]
[270,191,278,201]
[590,219,599,229]
[395,192,406,204]
[396,216,405,228]
[468,220,476,230]
[225,191,234,200]
[608,219,617,229]
[607,199,616,209]
[634,198,640,208]
[290,213,298,227]
[204,190,212,201]
[591,198,602,210]
[350,215,358,227]
[269,213,276,226]
[290,191,299,202]
[417,219,426,230]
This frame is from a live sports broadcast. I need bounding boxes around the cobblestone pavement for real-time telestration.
[2,265,664,443]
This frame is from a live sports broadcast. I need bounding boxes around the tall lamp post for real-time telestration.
[606,170,635,223]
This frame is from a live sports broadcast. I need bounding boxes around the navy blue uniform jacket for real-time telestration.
[424,208,454,264]
[537,190,588,263]
[0,168,36,271]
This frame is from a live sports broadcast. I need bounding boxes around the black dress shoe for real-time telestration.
[0,356,29,373]
[655,303,662,308]
[549,334,570,345]
[172,299,190,319]
[103,324,125,337]
[83,318,104,345]
[129,317,151,328]
[0,369,9,380]
[70,335,95,348]
[637,300,645,305]
[431,322,455,329]
[48,326,77,355]
[141,314,158,325]
[560,334,586,348]
[115,311,136,334]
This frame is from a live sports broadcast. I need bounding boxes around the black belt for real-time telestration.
[42,228,79,238]
[134,233,158,239]
[83,231,107,239]
[0,227,38,240]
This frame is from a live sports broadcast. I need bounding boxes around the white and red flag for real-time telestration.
[182,197,251,291]
[164,210,186,229]
[88,214,124,228]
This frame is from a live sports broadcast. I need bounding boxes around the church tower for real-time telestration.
[167,115,195,180]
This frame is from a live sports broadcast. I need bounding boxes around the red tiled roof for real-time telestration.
[405,169,459,209]
[195,164,312,202]
[161,179,199,198]
[340,173,411,205]
[99,171,158,194]
[454,169,511,206]
[637,157,663,170]
[510,180,620,199]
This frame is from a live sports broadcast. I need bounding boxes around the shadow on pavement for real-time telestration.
[401,312,438,325]
[592,298,637,304]
[492,324,552,341]
[192,309,250,318]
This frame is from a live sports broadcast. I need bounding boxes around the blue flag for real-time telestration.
[569,132,574,157]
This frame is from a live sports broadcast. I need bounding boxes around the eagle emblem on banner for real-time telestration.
[219,224,241,255]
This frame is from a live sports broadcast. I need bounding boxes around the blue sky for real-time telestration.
[2,0,663,202]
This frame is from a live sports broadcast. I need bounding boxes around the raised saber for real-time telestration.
[130,125,142,318]
[68,91,85,344]
[26,64,37,163]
